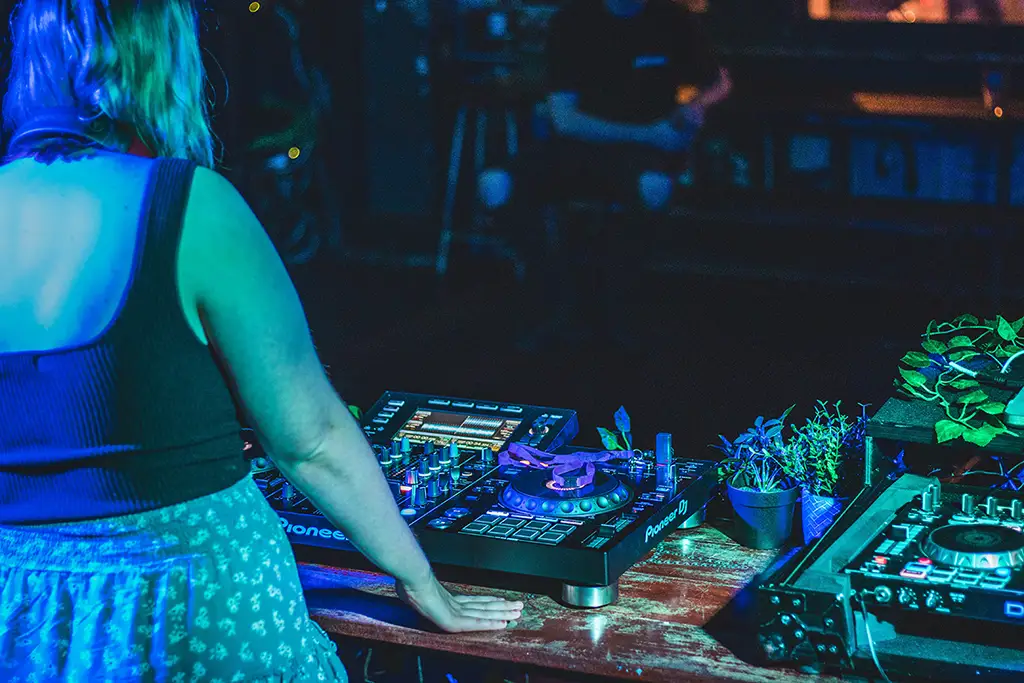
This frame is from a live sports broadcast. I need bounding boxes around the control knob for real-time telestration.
[429,449,441,472]
[921,488,933,513]
[423,441,435,457]
[1012,499,1023,522]
[962,493,976,517]
[924,591,942,610]
[281,482,296,508]
[418,458,431,479]
[985,496,999,518]
[439,472,451,493]
[449,443,461,468]
[439,444,453,468]
[405,469,419,487]
[873,585,893,604]
[427,479,440,499]
[481,447,495,465]
[930,481,942,510]
[897,587,916,607]
[412,485,427,507]
[400,436,412,463]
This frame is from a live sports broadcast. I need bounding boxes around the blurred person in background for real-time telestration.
[0,1,521,681]
[477,0,731,347]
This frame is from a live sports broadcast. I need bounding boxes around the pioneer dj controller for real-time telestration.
[254,392,720,607]
[846,481,1024,625]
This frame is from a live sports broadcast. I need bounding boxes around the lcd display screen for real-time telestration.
[395,409,522,451]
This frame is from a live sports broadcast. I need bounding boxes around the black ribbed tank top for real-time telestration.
[0,158,248,524]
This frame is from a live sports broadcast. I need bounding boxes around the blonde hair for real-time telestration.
[3,0,217,166]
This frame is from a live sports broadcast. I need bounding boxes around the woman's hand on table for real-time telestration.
[396,574,523,632]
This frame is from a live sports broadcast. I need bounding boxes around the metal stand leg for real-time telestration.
[561,582,619,608]
[437,106,469,276]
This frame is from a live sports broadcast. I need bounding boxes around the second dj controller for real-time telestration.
[253,391,720,607]
[846,480,1024,625]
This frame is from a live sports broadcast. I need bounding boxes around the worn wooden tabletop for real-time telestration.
[299,525,843,682]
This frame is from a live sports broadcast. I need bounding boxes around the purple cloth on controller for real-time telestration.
[498,443,631,488]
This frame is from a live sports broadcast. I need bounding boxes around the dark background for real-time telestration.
[0,0,1021,456]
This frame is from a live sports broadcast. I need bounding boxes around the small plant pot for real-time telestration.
[801,491,848,544]
[727,480,800,550]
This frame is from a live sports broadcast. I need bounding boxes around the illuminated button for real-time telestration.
[873,556,889,565]
[903,562,933,575]
[500,406,524,414]
[917,557,933,565]
[524,521,551,532]
[550,524,575,535]
[541,502,555,513]
[927,569,955,584]
[559,501,574,514]
[513,529,540,541]
[610,492,621,503]
[387,400,406,407]
[596,497,610,509]
[537,532,566,544]
[400,508,417,518]
[477,404,499,411]
[500,518,526,529]
[487,526,516,537]
[579,501,593,513]
[477,514,505,525]
[427,518,453,530]
[981,577,1010,589]
[428,399,451,406]
[996,568,1012,578]
[445,507,471,519]
[452,401,475,408]
[372,418,389,424]
[461,522,489,534]
[525,500,538,510]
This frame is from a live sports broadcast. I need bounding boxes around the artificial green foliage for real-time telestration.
[597,406,634,451]
[348,405,362,421]
[894,314,1024,448]
[787,401,867,497]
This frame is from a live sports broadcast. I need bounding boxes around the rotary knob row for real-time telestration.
[959,493,1024,520]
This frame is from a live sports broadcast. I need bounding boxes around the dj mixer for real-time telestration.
[253,392,720,607]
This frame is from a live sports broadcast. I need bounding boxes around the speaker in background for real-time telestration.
[360,0,438,221]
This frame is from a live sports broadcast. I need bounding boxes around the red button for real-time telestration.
[918,557,933,565]
[873,556,889,565]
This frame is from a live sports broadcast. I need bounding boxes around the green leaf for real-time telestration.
[978,402,1006,415]
[997,316,1017,342]
[935,420,967,443]
[963,423,1001,448]
[949,350,979,362]
[948,378,980,390]
[1013,317,1024,334]
[902,351,931,368]
[614,406,631,434]
[899,368,928,388]
[949,336,973,348]
[348,405,363,420]
[597,427,624,451]
[922,339,948,354]
[953,314,979,325]
[958,389,989,404]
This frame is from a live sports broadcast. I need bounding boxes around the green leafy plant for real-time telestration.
[712,406,797,493]
[894,314,1024,448]
[787,401,868,497]
[597,406,634,451]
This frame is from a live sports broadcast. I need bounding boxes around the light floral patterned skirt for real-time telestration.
[0,473,347,683]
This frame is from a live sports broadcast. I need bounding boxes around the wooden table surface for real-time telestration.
[299,525,843,682]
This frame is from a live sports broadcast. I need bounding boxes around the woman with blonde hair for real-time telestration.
[0,1,522,681]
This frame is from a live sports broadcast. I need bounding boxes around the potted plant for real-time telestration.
[787,401,868,543]
[714,407,800,549]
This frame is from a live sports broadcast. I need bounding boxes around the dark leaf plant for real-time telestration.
[712,406,797,493]
[787,401,868,498]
